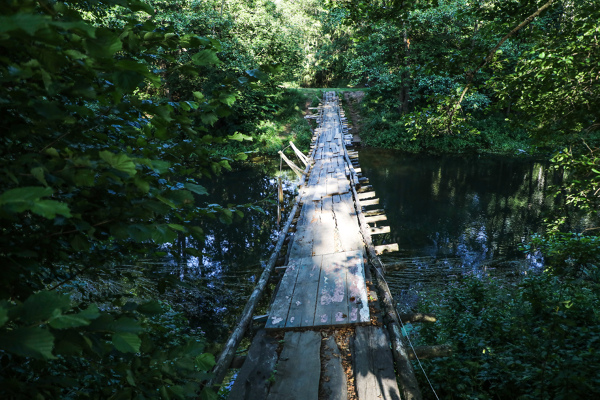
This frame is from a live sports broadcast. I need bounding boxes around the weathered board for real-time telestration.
[286,256,321,328]
[353,326,402,400]
[321,336,348,400]
[267,331,321,400]
[228,330,279,400]
[267,251,369,329]
[314,252,349,326]
[266,261,301,329]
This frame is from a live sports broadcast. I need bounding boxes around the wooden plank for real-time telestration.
[360,198,379,207]
[357,191,376,200]
[312,168,327,201]
[364,214,387,224]
[314,252,349,326]
[267,331,321,400]
[363,209,385,217]
[369,226,391,235]
[312,198,336,255]
[285,256,322,328]
[228,330,278,400]
[288,203,315,259]
[321,336,348,400]
[345,250,370,324]
[327,173,340,197]
[333,192,363,252]
[266,261,301,329]
[353,326,402,400]
[375,243,399,255]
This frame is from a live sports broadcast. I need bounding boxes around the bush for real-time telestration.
[416,273,600,399]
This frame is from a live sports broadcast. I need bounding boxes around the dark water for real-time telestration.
[357,149,561,307]
[158,160,298,341]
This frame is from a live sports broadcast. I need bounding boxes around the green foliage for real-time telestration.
[0,0,271,397]
[417,274,600,399]
[1,297,215,398]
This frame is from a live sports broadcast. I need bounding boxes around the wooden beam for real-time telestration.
[369,226,390,235]
[409,345,452,360]
[361,198,380,207]
[363,209,385,217]
[399,313,437,324]
[375,244,399,254]
[364,214,387,224]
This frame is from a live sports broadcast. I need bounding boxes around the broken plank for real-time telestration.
[267,331,321,400]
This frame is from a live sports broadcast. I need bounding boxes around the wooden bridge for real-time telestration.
[209,92,426,400]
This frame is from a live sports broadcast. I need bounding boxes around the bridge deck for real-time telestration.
[228,92,402,400]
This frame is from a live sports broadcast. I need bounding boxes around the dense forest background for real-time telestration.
[0,0,598,399]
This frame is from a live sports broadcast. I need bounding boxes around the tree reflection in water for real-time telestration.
[357,149,567,305]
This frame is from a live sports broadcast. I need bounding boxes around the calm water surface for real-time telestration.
[357,149,560,307]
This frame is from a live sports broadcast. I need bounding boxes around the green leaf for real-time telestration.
[31,199,73,219]
[218,93,236,106]
[99,150,137,177]
[21,291,71,324]
[85,27,122,58]
[0,187,71,218]
[191,50,221,66]
[137,300,162,315]
[114,70,145,92]
[128,0,154,14]
[112,332,141,353]
[0,327,56,359]
[200,387,218,400]
[0,186,52,206]
[184,183,208,196]
[228,132,252,142]
[0,13,51,36]
[195,353,215,371]
[134,177,150,193]
[168,223,186,232]
[49,313,92,329]
[31,167,48,186]
[200,112,219,126]
[150,159,171,174]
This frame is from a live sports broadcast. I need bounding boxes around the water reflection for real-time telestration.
[357,149,562,299]
[157,161,297,342]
